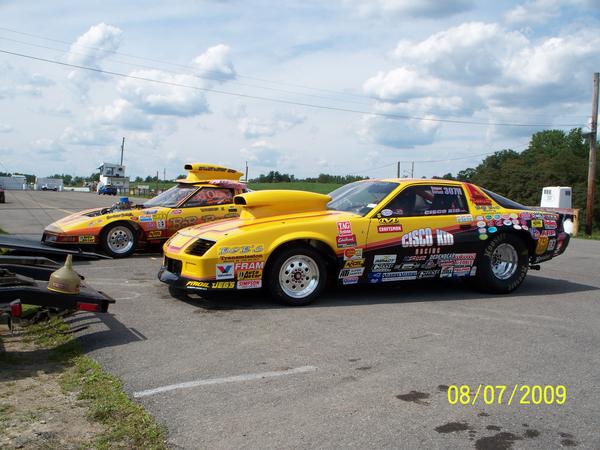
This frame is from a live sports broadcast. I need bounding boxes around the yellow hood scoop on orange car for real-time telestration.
[234,190,331,219]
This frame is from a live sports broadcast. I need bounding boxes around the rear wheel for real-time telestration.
[266,246,327,306]
[101,223,137,258]
[473,233,529,293]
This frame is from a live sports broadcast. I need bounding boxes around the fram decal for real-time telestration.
[378,225,403,233]
[234,261,265,271]
[216,263,235,280]
[337,221,352,236]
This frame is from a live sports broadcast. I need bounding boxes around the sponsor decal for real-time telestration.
[336,234,357,248]
[535,236,549,255]
[234,261,265,271]
[456,214,473,223]
[171,209,182,215]
[534,254,553,263]
[144,209,158,214]
[106,212,134,219]
[470,266,477,276]
[342,276,359,285]
[156,219,166,230]
[477,221,486,228]
[503,219,512,226]
[513,224,522,230]
[478,228,487,234]
[530,228,541,240]
[452,266,471,277]
[380,208,393,217]
[479,234,488,240]
[368,273,382,284]
[216,263,235,280]
[531,219,543,228]
[418,270,439,279]
[378,217,402,225]
[344,259,365,268]
[343,248,363,260]
[186,281,210,290]
[139,215,153,222]
[382,271,417,282]
[219,244,264,256]
[212,281,235,289]
[488,226,497,233]
[542,229,556,237]
[398,262,420,270]
[339,267,364,278]
[237,279,262,289]
[337,221,353,236]
[543,220,557,229]
[547,239,557,251]
[378,225,403,233]
[431,186,444,195]
[374,254,397,264]
[404,255,427,261]
[372,263,394,272]
[401,228,433,247]
[440,266,454,278]
[78,235,95,243]
[237,270,262,280]
[148,230,162,238]
[415,247,441,255]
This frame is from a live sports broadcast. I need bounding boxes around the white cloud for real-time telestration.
[0,61,55,99]
[30,138,67,156]
[191,44,236,81]
[60,126,114,146]
[91,99,154,130]
[240,140,296,169]
[0,123,13,133]
[66,23,123,97]
[237,109,306,139]
[348,0,474,18]
[504,0,599,25]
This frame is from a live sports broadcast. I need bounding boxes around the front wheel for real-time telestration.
[266,246,327,306]
[101,223,137,258]
[473,233,529,294]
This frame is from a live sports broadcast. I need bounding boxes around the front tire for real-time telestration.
[100,223,137,258]
[266,246,327,306]
[473,233,529,294]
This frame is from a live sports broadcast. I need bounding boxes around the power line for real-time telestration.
[0,48,584,128]
[0,27,592,124]
[0,35,378,107]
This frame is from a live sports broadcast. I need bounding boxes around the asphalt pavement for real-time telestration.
[2,191,599,449]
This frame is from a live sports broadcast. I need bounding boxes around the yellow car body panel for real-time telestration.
[42,163,246,251]
[159,179,570,293]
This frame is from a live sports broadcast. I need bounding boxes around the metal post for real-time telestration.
[245,161,248,181]
[397,161,400,178]
[120,137,125,166]
[411,161,415,178]
[586,73,599,235]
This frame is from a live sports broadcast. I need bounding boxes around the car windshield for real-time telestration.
[327,180,399,216]
[143,184,198,208]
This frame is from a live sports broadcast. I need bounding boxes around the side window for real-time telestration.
[183,188,233,208]
[379,185,469,217]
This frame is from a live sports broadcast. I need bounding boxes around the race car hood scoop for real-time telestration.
[234,190,331,219]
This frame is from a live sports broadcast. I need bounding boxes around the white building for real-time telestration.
[0,175,27,190]
[98,162,130,193]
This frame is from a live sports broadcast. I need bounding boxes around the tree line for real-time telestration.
[251,171,367,184]
[440,128,599,227]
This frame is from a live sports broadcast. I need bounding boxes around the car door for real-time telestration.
[365,183,478,283]
[166,186,241,235]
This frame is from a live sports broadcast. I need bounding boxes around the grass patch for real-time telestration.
[21,318,167,449]
[574,232,600,240]
[248,181,343,194]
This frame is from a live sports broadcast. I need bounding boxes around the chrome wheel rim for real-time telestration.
[106,226,134,254]
[279,255,319,299]
[491,243,518,280]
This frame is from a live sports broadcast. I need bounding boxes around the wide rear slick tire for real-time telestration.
[266,245,327,306]
[474,233,529,294]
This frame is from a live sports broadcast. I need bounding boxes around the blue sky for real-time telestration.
[0,0,599,180]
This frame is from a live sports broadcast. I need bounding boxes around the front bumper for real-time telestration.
[42,232,97,245]
[158,265,235,291]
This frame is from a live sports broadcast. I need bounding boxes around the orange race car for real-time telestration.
[42,164,247,257]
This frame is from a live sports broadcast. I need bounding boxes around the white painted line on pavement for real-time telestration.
[133,365,318,398]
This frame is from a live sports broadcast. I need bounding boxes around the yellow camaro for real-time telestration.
[42,164,247,258]
[159,179,570,305]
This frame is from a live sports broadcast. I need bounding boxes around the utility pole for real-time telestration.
[163,168,166,182]
[411,161,415,178]
[120,137,125,166]
[156,170,159,194]
[245,161,249,181]
[586,72,599,236]
[397,161,401,178]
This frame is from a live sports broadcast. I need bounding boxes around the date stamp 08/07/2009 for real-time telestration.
[447,385,567,406]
